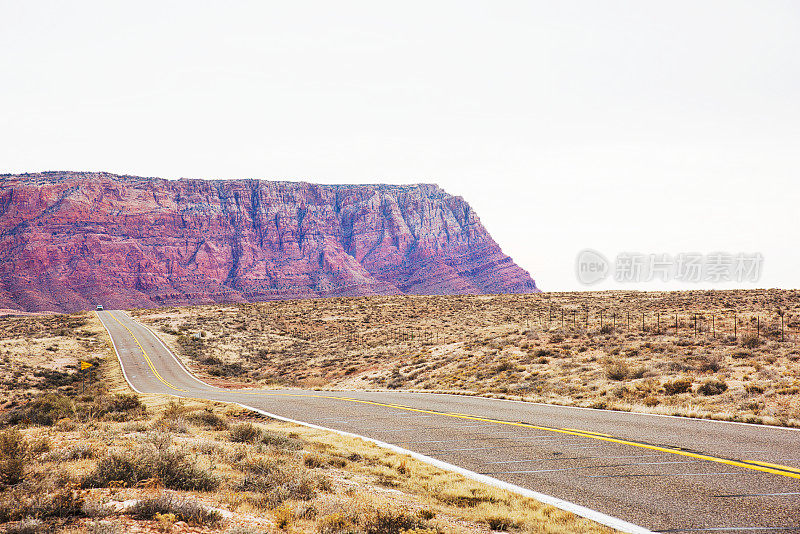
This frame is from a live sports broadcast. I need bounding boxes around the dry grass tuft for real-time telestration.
[133,289,800,427]
[130,492,222,526]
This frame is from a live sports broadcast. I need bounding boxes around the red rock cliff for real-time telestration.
[0,172,538,312]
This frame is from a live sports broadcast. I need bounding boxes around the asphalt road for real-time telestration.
[98,310,800,533]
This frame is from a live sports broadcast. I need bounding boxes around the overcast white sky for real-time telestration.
[1,1,798,291]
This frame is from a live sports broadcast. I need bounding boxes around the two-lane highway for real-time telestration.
[98,310,800,533]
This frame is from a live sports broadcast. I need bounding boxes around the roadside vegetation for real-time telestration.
[0,311,616,533]
[133,289,800,427]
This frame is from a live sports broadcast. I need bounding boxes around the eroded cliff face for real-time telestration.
[0,172,538,312]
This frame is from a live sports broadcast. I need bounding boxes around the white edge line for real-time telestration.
[239,403,655,534]
[100,310,650,533]
[123,310,220,390]
[96,311,144,395]
[98,311,653,533]
[309,389,800,433]
[125,312,798,432]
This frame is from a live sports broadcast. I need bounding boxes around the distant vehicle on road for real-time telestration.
[96,305,104,310]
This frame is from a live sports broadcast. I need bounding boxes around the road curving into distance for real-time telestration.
[97,310,800,534]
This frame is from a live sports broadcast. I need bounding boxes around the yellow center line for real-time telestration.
[101,312,800,481]
[561,427,612,437]
[238,390,800,480]
[749,460,800,474]
[106,312,187,393]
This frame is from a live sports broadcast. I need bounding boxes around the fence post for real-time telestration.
[734,314,737,340]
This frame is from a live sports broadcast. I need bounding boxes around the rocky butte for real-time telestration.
[0,172,538,312]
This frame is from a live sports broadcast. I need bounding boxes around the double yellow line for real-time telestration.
[106,312,187,392]
[101,311,800,481]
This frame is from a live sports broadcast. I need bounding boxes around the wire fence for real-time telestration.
[282,306,799,347]
[521,305,798,343]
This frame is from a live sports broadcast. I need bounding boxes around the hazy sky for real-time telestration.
[1,1,798,291]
